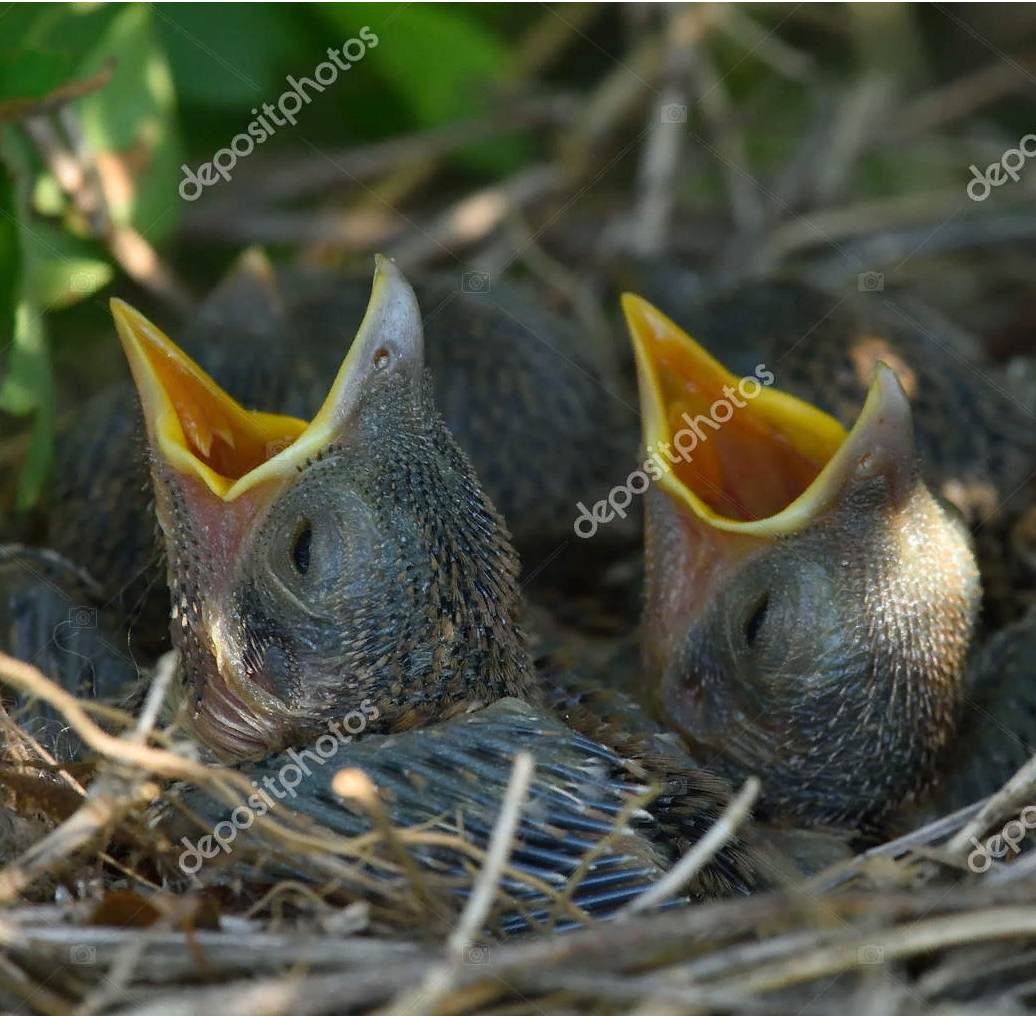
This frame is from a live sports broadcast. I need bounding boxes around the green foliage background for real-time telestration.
[0,2,531,507]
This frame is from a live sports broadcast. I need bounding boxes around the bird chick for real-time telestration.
[622,294,981,831]
[112,256,535,760]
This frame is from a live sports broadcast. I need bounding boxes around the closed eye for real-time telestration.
[292,520,312,574]
[745,593,769,647]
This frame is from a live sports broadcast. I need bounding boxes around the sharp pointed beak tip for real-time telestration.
[619,291,640,320]
[861,361,914,444]
[620,291,665,342]
[109,297,138,344]
[109,296,171,350]
[353,253,423,364]
[371,253,407,297]
[371,254,411,310]
[109,298,173,390]
[873,360,910,409]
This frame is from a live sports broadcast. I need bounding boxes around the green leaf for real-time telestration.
[316,3,523,173]
[153,2,310,108]
[73,3,184,241]
[0,301,55,509]
[0,48,77,104]
[0,127,57,507]
[0,158,20,348]
[0,302,47,416]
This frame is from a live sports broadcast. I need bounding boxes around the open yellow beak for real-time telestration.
[110,301,306,500]
[111,254,414,502]
[622,293,913,536]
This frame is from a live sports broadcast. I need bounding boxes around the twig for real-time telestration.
[181,207,405,247]
[373,752,534,1016]
[130,650,177,744]
[0,776,146,913]
[330,768,442,925]
[712,906,1036,995]
[808,800,984,892]
[94,888,1036,1016]
[889,56,1036,139]
[386,164,563,271]
[495,209,612,347]
[751,186,977,269]
[713,6,816,81]
[22,109,193,313]
[509,3,602,83]
[0,58,114,123]
[570,30,664,150]
[0,952,70,1016]
[685,12,766,236]
[805,207,1036,289]
[616,776,760,917]
[0,652,211,783]
[0,705,87,799]
[544,782,659,932]
[448,751,534,953]
[0,653,591,930]
[627,5,699,257]
[198,97,575,208]
[947,751,1036,856]
[811,74,897,206]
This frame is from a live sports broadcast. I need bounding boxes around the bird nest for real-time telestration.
[2,651,1036,1016]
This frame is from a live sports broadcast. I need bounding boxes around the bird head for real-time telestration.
[113,256,533,760]
[622,294,980,829]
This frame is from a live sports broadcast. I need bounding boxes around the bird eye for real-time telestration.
[744,593,769,647]
[292,520,312,574]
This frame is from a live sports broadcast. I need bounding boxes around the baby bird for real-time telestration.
[621,294,981,832]
[112,256,536,759]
